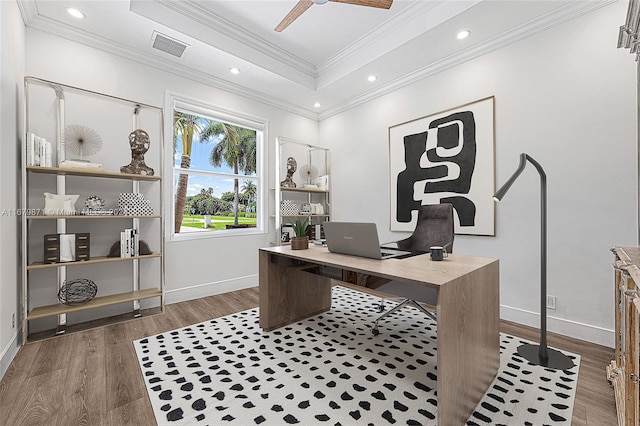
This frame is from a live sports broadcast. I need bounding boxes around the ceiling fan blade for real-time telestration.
[275,0,314,32]
[329,0,392,9]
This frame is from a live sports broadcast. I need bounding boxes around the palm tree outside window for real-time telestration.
[171,103,263,237]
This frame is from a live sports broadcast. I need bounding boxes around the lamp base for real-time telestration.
[517,343,575,370]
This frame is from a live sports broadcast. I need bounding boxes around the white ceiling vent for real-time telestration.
[150,31,189,58]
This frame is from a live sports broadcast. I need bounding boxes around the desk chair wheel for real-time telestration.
[376,302,385,313]
[371,327,380,336]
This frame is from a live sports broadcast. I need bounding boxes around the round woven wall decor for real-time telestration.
[58,278,97,305]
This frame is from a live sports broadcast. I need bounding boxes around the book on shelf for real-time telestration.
[26,132,52,167]
[120,228,139,258]
[59,159,104,171]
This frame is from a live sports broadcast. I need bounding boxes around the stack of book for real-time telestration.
[26,132,53,167]
[120,228,139,258]
[59,159,104,171]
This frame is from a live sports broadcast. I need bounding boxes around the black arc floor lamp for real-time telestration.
[493,153,575,370]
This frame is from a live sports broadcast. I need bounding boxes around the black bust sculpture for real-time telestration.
[120,129,154,176]
[280,156,297,188]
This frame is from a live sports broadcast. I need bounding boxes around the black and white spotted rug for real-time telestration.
[134,286,580,425]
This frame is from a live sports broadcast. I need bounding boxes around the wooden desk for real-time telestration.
[259,245,500,425]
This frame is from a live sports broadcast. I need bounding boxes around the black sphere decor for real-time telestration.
[58,278,97,305]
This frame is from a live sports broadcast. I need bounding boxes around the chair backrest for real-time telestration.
[402,204,455,253]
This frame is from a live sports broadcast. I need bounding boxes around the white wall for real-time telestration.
[22,30,318,312]
[320,1,637,347]
[0,0,25,377]
[3,1,632,375]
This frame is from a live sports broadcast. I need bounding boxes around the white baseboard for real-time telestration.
[162,279,616,348]
[1,329,21,380]
[165,274,258,305]
[500,304,614,348]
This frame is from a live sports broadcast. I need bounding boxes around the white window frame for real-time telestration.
[164,91,267,242]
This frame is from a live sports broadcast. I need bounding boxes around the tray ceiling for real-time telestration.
[19,0,612,119]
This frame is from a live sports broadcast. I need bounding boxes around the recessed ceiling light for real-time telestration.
[457,30,471,40]
[66,7,85,19]
[367,75,377,82]
[314,102,321,108]
[230,68,241,75]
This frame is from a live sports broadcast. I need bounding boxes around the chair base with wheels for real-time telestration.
[371,298,437,335]
[370,203,454,335]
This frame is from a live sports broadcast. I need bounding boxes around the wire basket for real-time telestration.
[58,278,97,305]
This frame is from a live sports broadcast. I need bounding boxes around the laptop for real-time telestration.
[322,222,412,259]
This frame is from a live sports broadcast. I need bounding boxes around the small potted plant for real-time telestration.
[289,216,310,250]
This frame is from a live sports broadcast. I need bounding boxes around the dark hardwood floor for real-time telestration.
[0,285,617,425]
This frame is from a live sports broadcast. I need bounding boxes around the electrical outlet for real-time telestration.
[546,295,557,310]
[11,312,15,328]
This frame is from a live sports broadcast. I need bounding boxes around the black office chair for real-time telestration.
[371,203,455,336]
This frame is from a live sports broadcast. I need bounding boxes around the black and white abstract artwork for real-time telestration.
[389,97,495,235]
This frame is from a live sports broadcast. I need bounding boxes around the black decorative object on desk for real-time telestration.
[58,278,97,305]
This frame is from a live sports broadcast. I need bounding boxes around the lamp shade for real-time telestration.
[493,153,527,201]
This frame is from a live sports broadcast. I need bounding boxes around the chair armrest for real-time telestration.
[395,236,413,251]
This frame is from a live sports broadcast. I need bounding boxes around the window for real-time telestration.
[168,95,265,239]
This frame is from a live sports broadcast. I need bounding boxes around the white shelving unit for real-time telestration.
[22,77,164,341]
[273,137,330,245]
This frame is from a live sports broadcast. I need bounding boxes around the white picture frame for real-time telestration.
[389,96,495,236]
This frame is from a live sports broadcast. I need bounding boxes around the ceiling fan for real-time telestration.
[275,0,393,32]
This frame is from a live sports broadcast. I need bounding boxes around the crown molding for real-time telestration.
[157,0,317,76]
[130,0,317,89]
[16,0,37,24]
[20,5,320,121]
[316,0,481,89]
[318,0,615,120]
[18,0,613,123]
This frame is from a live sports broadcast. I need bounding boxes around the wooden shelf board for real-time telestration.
[27,288,162,320]
[27,214,161,220]
[280,187,328,193]
[27,253,162,270]
[26,306,162,342]
[26,166,161,181]
[281,214,330,218]
[26,305,162,342]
